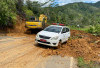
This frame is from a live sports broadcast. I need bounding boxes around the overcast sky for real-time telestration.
[30,0,100,6]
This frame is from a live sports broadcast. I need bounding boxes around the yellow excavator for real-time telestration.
[25,14,47,29]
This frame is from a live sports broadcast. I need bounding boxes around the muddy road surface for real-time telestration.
[0,36,77,68]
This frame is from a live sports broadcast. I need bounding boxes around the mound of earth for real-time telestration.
[41,30,100,62]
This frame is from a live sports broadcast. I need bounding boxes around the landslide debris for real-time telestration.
[1,24,100,62]
[41,30,100,62]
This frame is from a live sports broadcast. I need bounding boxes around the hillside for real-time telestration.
[88,1,100,8]
[44,2,100,27]
[0,1,100,68]
[0,0,100,29]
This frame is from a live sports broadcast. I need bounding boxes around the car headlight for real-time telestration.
[51,36,59,40]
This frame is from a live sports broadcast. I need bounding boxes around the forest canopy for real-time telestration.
[0,0,100,28]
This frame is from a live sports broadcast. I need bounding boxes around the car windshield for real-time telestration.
[44,26,62,33]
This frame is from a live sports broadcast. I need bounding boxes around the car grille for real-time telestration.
[37,40,50,44]
[39,35,51,39]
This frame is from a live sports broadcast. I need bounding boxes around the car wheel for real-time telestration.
[57,41,62,49]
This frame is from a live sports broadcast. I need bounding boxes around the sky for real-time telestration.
[30,0,100,6]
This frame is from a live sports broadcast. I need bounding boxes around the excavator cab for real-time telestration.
[29,17,35,21]
[25,14,47,29]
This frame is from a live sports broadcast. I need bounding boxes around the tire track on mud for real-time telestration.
[0,43,34,65]
[0,36,46,68]
[0,46,45,68]
[0,40,34,52]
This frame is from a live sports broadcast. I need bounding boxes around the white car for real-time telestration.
[35,25,70,48]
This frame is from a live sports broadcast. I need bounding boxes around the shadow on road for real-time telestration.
[34,41,67,50]
[35,44,57,50]
[25,29,42,34]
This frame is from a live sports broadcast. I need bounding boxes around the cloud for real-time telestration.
[83,0,100,3]
[55,0,100,5]
[30,0,100,6]
[30,0,49,3]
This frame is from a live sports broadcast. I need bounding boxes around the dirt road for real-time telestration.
[0,36,77,68]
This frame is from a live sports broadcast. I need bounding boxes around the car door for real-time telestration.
[61,28,67,42]
[65,28,70,41]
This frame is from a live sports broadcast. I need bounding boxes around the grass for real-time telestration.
[68,26,89,31]
[77,57,100,68]
[68,24,100,36]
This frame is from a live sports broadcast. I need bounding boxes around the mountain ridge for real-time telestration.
[45,1,100,27]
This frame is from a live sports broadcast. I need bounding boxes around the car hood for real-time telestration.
[38,31,59,37]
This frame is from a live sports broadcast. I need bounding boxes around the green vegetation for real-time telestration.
[78,57,100,68]
[0,0,42,27]
[0,0,17,27]
[89,1,100,8]
[87,25,100,36]
[45,2,100,27]
[69,24,100,36]
[0,0,100,34]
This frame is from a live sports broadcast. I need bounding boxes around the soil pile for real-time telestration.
[41,30,100,61]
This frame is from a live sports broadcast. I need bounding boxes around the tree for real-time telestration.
[0,0,17,27]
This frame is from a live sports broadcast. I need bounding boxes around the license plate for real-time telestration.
[40,39,46,42]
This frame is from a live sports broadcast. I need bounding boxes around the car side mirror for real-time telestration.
[66,28,70,32]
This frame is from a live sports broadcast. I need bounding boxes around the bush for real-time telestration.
[77,57,100,68]
[24,9,34,20]
[88,25,100,36]
[0,0,17,27]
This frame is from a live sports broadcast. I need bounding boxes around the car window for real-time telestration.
[44,26,62,33]
[62,28,66,33]
[29,17,35,21]
[62,28,69,33]
[66,28,69,32]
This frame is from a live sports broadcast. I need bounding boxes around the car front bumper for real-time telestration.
[35,37,59,47]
